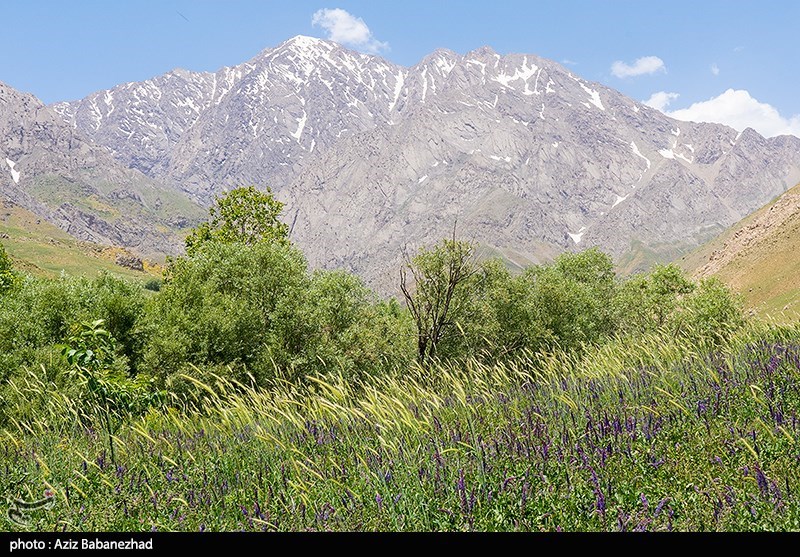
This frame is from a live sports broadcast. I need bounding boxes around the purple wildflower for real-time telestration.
[457,469,468,514]
[754,466,769,498]
[654,497,669,517]
[594,487,606,515]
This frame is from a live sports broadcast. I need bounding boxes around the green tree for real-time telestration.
[0,242,17,294]
[670,277,743,343]
[305,270,415,379]
[524,249,618,352]
[144,241,310,385]
[400,236,478,364]
[61,319,159,463]
[613,264,695,335]
[471,260,551,360]
[184,186,289,256]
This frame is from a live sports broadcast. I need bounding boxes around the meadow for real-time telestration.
[2,188,799,531]
[3,322,800,531]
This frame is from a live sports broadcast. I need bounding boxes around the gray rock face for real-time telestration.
[0,81,203,260]
[48,36,800,292]
[115,252,144,271]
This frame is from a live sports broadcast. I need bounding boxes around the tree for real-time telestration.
[612,264,695,335]
[522,249,618,353]
[144,240,311,385]
[0,242,17,294]
[61,319,160,463]
[670,277,743,343]
[184,186,289,256]
[400,233,478,364]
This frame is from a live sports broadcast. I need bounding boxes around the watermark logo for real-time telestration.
[5,474,56,527]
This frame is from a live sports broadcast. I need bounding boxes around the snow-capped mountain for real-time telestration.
[39,36,800,288]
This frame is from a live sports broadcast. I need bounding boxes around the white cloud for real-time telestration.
[311,8,388,54]
[611,56,666,78]
[643,91,680,111]
[711,63,720,76]
[651,89,800,138]
[561,59,578,66]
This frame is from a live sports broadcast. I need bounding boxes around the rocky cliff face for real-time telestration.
[39,36,800,289]
[1,81,203,260]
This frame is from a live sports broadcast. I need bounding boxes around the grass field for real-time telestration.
[3,323,800,531]
[0,201,160,282]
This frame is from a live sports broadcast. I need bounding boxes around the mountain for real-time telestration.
[0,81,204,261]
[0,198,158,281]
[48,36,800,290]
[680,181,800,321]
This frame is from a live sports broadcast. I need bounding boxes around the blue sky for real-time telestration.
[2,1,798,136]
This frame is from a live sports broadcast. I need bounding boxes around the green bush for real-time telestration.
[0,242,18,294]
[671,276,744,343]
[143,278,162,292]
[144,241,414,386]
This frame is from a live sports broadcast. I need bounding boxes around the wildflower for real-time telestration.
[654,497,670,517]
[594,487,606,515]
[457,469,468,513]
[754,466,769,498]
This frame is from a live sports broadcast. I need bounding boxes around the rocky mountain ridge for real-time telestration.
[6,36,799,289]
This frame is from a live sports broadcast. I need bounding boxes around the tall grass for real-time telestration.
[3,322,800,531]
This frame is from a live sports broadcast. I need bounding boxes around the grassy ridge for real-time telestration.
[0,201,159,282]
[4,324,800,531]
[680,182,800,322]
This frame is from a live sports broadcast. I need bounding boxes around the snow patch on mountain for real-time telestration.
[578,82,605,111]
[630,141,651,170]
[569,227,586,244]
[5,158,20,184]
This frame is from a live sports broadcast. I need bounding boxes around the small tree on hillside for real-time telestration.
[184,186,289,256]
[0,242,17,294]
[400,231,478,364]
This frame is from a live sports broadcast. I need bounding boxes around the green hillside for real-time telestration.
[679,182,800,322]
[0,200,161,282]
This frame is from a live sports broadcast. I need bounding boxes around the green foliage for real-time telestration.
[61,319,117,370]
[613,264,695,335]
[525,249,617,352]
[143,278,162,292]
[400,237,478,363]
[60,319,161,463]
[4,322,800,531]
[0,241,18,294]
[0,217,766,531]
[671,277,744,343]
[305,270,415,380]
[184,186,289,257]
[147,241,414,386]
[0,272,148,426]
[145,240,310,384]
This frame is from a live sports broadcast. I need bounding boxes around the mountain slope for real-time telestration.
[279,45,800,290]
[680,181,800,321]
[1,81,205,260]
[0,199,158,281]
[50,37,800,291]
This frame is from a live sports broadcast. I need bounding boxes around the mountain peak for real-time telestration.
[466,45,500,60]
[419,48,461,64]
[281,35,337,52]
